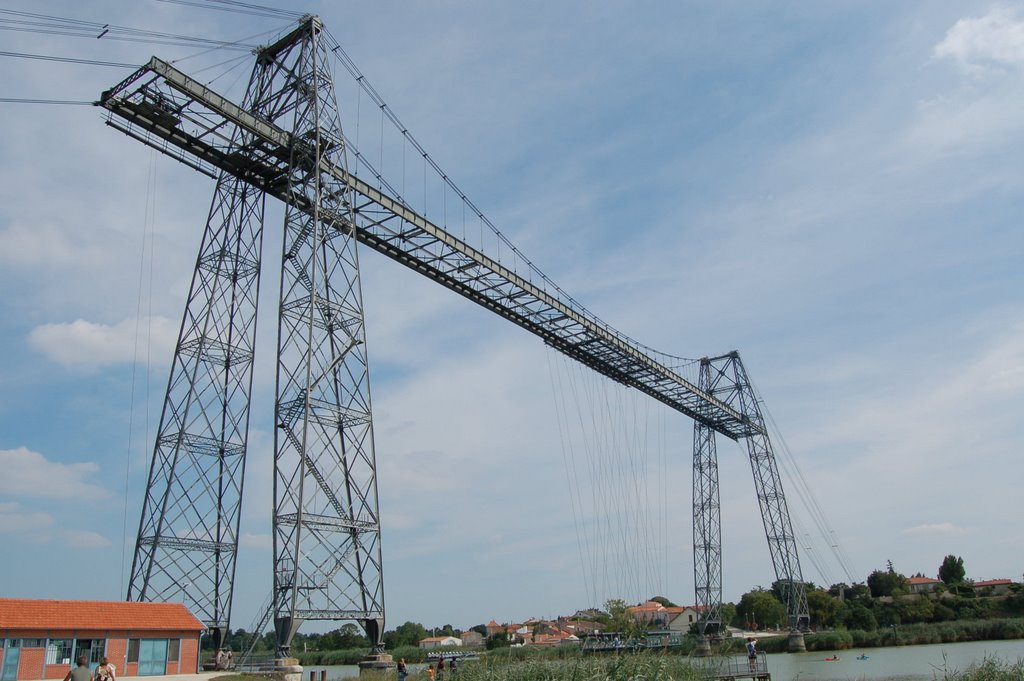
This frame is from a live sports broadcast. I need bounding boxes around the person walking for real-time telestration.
[63,656,91,681]
[94,657,116,681]
[437,656,445,681]
[397,658,407,681]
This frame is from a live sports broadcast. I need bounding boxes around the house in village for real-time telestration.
[417,636,462,650]
[459,630,484,647]
[973,579,1014,596]
[907,576,942,594]
[627,601,700,633]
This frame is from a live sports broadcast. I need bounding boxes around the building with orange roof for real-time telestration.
[907,576,942,594]
[0,599,205,681]
[974,579,1015,595]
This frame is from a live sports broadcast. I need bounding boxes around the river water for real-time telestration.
[764,639,1022,680]
[303,639,1023,680]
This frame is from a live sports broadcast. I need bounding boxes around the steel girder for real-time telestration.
[695,352,810,630]
[98,53,756,441]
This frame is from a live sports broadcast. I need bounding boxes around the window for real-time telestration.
[127,640,140,664]
[46,639,73,665]
[4,640,21,649]
[21,639,45,648]
[75,640,105,665]
[167,639,179,663]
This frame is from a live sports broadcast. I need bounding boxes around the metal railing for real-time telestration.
[692,652,769,679]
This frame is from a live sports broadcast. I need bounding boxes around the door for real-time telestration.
[1,641,20,681]
[137,640,167,677]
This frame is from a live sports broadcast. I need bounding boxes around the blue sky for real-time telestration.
[1,1,1022,635]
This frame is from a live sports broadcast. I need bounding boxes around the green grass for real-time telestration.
[942,657,1024,680]
[408,653,704,681]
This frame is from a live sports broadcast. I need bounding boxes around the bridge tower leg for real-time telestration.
[126,62,272,641]
[128,15,386,659]
[258,17,386,658]
[693,352,809,632]
[692,356,723,646]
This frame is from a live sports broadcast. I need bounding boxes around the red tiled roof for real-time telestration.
[0,599,205,632]
[908,576,941,584]
[975,579,1013,587]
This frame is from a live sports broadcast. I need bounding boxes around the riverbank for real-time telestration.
[750,617,1024,653]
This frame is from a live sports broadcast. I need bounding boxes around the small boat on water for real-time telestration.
[856,654,869,660]
[824,655,840,661]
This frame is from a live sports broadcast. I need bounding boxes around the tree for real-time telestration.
[734,589,787,630]
[383,621,428,650]
[649,596,678,607]
[604,599,642,638]
[324,623,369,650]
[939,555,966,586]
[485,632,509,650]
[867,567,908,597]
[720,602,737,629]
[836,602,877,631]
[806,589,840,628]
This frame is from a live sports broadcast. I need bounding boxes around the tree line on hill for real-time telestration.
[206,554,1023,654]
[731,555,1023,633]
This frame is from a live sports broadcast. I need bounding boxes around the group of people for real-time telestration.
[63,657,115,681]
[402,655,456,681]
[214,648,234,670]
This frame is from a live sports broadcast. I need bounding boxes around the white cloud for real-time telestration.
[63,530,112,549]
[0,447,108,500]
[934,5,1024,72]
[27,316,178,370]
[0,509,112,548]
[901,523,969,537]
[0,221,109,269]
[0,501,54,534]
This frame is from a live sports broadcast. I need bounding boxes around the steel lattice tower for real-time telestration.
[694,352,810,632]
[126,64,271,651]
[126,16,385,654]
[264,18,384,654]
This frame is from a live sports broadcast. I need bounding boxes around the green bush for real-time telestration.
[803,630,852,651]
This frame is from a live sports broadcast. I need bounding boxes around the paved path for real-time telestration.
[26,674,227,681]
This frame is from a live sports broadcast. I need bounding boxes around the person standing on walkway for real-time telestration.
[746,637,758,671]
[63,656,91,681]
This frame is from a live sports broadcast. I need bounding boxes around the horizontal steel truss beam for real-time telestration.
[99,57,759,440]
